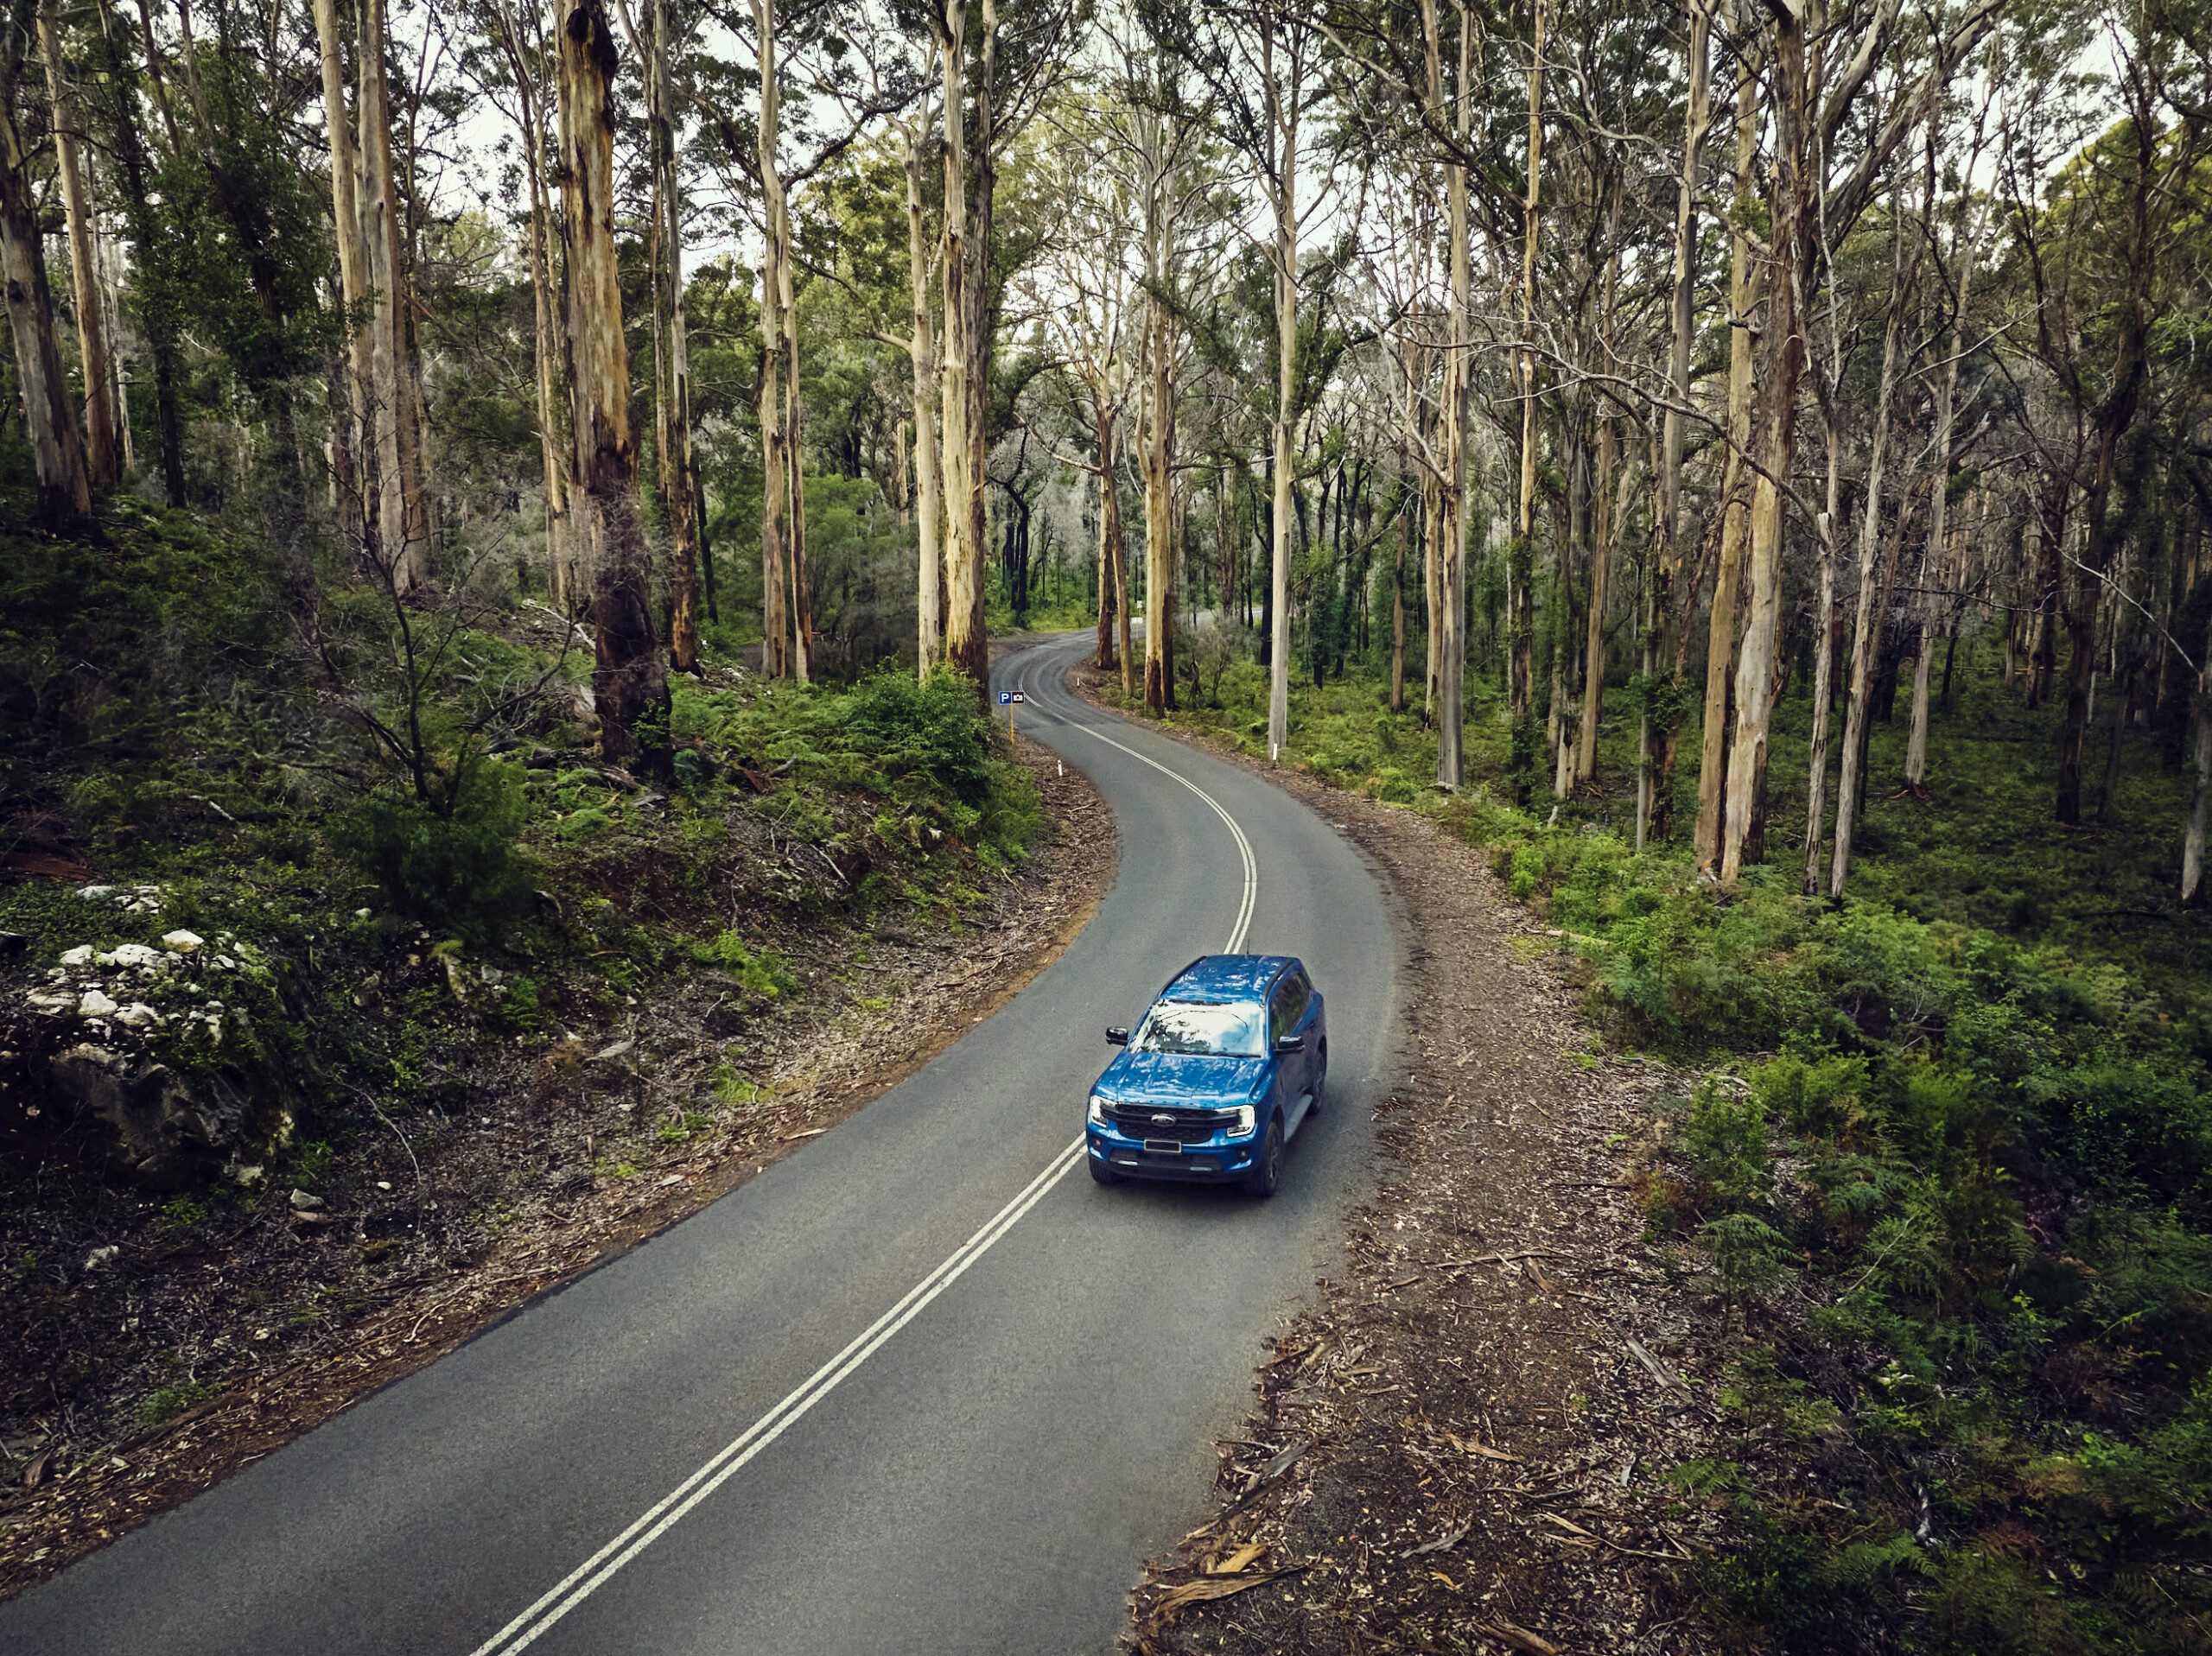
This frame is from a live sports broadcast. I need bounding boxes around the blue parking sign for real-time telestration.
[998,691,1012,704]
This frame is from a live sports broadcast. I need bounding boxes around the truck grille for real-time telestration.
[1108,1105,1225,1145]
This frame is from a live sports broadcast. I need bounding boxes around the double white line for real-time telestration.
[467,1144,1082,1655]
[470,644,1256,1655]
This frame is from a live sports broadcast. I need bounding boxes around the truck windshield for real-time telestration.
[1134,1000,1263,1057]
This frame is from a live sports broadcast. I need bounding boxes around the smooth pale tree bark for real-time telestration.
[1509,0,1546,722]
[1643,0,1710,828]
[1576,217,1623,784]
[90,0,182,503]
[358,0,429,590]
[312,0,374,540]
[1693,49,1759,872]
[753,0,791,676]
[1829,229,1913,899]
[932,0,987,695]
[902,105,944,676]
[1092,423,1122,673]
[2183,602,2212,904]
[1905,131,1984,791]
[1423,0,1469,787]
[1802,379,1844,893]
[1262,24,1302,764]
[0,25,92,528]
[556,0,668,766]
[38,1,121,486]
[483,0,569,597]
[1137,103,1179,714]
[1719,0,1999,880]
[649,0,701,671]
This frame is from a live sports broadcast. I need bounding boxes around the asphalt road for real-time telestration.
[0,633,1399,1656]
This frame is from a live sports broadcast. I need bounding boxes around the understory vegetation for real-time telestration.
[0,504,1040,1462]
[1105,650,2212,1653]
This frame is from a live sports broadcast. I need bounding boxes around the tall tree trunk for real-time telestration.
[2183,601,2212,904]
[1693,51,1760,871]
[527,75,570,603]
[1829,248,1911,899]
[933,0,989,697]
[92,0,182,503]
[312,0,375,550]
[1263,27,1300,763]
[1641,0,1709,847]
[38,1,120,485]
[1139,105,1177,714]
[903,105,943,677]
[650,0,701,671]
[556,0,667,767]
[1426,0,1468,787]
[780,174,810,684]
[1578,382,1618,779]
[0,32,92,528]
[358,0,429,589]
[1094,406,1119,672]
[1509,0,1546,723]
[1802,379,1844,893]
[754,0,790,676]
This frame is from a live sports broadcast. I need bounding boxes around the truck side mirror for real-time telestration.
[1105,1026,1130,1045]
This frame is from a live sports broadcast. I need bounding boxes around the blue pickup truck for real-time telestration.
[1084,954,1327,1199]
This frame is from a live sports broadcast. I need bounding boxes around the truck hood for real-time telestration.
[1099,1050,1268,1107]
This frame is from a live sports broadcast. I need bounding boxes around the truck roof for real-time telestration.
[1162,954,1295,1003]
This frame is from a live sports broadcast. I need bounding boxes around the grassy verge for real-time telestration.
[1107,648,2212,1654]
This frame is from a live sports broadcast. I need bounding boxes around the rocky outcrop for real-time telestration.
[3,887,295,1189]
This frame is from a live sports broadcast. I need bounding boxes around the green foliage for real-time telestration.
[690,930,796,998]
[1683,1079,1771,1210]
[138,1379,222,1426]
[333,763,537,944]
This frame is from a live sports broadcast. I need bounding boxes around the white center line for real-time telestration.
[468,639,1257,1656]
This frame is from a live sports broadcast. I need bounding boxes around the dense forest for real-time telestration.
[4,0,2212,1646]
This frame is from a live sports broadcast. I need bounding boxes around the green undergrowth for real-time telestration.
[1108,641,2212,1653]
[1,508,1041,1188]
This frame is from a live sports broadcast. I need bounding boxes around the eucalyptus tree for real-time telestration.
[556,0,670,765]
[0,0,92,526]
[1145,0,1333,763]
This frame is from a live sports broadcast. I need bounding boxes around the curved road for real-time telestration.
[0,633,1399,1656]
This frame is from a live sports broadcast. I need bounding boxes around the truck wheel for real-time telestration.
[1242,1118,1283,1199]
[1089,1157,1122,1186]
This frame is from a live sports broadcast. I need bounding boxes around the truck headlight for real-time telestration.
[1227,1105,1255,1137]
[1088,1094,1109,1126]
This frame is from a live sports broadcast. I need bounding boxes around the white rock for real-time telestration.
[226,1162,265,1187]
[102,942,165,970]
[28,991,75,1016]
[162,930,204,954]
[354,908,373,920]
[83,1245,120,1272]
[375,1180,392,1192]
[289,1189,326,1212]
[113,1003,162,1031]
[78,989,119,1018]
[78,885,116,899]
[214,955,236,971]
[60,944,95,968]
